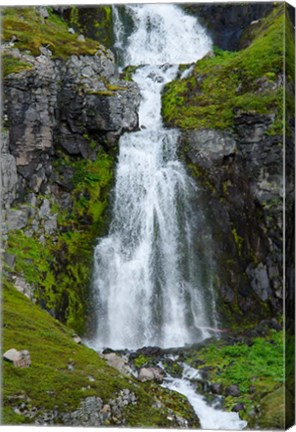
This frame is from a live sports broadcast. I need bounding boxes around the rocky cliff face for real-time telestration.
[182,113,284,322]
[1,8,140,333]
[3,48,139,206]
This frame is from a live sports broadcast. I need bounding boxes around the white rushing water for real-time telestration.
[89,4,218,351]
[161,363,247,430]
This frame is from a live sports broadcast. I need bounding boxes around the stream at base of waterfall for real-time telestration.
[86,4,247,429]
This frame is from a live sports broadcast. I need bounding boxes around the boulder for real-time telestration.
[225,384,240,397]
[36,6,49,19]
[232,403,245,412]
[14,276,34,300]
[3,348,31,367]
[102,353,132,376]
[73,335,82,344]
[210,383,223,395]
[138,367,164,383]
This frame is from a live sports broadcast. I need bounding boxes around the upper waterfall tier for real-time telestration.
[114,4,212,66]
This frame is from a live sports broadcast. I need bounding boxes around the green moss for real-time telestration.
[106,83,127,91]
[231,227,244,258]
[162,5,284,131]
[5,150,115,335]
[52,152,115,333]
[2,54,33,77]
[63,6,114,48]
[2,7,102,59]
[121,65,139,81]
[134,355,150,369]
[2,280,199,427]
[6,230,56,306]
[69,6,81,31]
[86,90,114,96]
[257,386,285,429]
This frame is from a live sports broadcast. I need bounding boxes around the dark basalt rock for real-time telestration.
[225,384,241,397]
[3,48,140,212]
[181,108,283,321]
[182,3,274,51]
[232,403,245,412]
[210,383,223,395]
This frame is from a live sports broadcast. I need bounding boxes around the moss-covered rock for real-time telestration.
[61,6,114,49]
[5,150,115,335]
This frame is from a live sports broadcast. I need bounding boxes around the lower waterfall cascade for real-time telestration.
[89,4,219,351]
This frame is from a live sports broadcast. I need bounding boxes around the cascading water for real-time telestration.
[161,362,247,430]
[89,4,218,351]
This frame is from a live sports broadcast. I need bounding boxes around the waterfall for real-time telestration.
[89,4,218,351]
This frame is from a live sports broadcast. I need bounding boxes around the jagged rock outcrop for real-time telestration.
[3,47,139,203]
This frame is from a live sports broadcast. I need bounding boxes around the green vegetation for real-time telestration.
[2,54,32,76]
[121,65,139,81]
[133,355,150,369]
[162,5,284,132]
[184,329,284,426]
[231,227,244,258]
[2,280,199,427]
[2,7,102,59]
[66,6,114,48]
[5,151,115,335]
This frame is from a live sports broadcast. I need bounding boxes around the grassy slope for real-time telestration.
[2,280,199,427]
[162,5,284,132]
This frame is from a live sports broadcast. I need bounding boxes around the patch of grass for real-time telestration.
[2,54,33,76]
[2,7,103,59]
[162,5,285,131]
[184,329,284,424]
[6,230,56,307]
